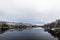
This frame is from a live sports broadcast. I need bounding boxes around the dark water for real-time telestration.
[0,27,59,40]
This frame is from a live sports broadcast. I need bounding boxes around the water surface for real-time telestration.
[0,27,59,40]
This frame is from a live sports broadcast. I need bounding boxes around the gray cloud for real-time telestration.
[0,0,60,24]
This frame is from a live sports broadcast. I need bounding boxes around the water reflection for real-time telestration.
[44,29,60,40]
[0,27,41,40]
[0,28,9,34]
[0,26,33,34]
[0,26,59,40]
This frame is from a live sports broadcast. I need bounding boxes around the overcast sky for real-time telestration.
[0,0,60,24]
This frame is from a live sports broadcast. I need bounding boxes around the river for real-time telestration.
[0,27,59,40]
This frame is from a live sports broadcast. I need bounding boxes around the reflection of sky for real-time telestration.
[0,27,57,40]
[0,0,60,24]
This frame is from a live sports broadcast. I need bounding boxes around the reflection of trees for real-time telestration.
[0,25,33,34]
[44,29,60,40]
[0,28,9,34]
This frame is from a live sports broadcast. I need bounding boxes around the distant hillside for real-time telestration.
[44,19,60,29]
[0,21,41,28]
